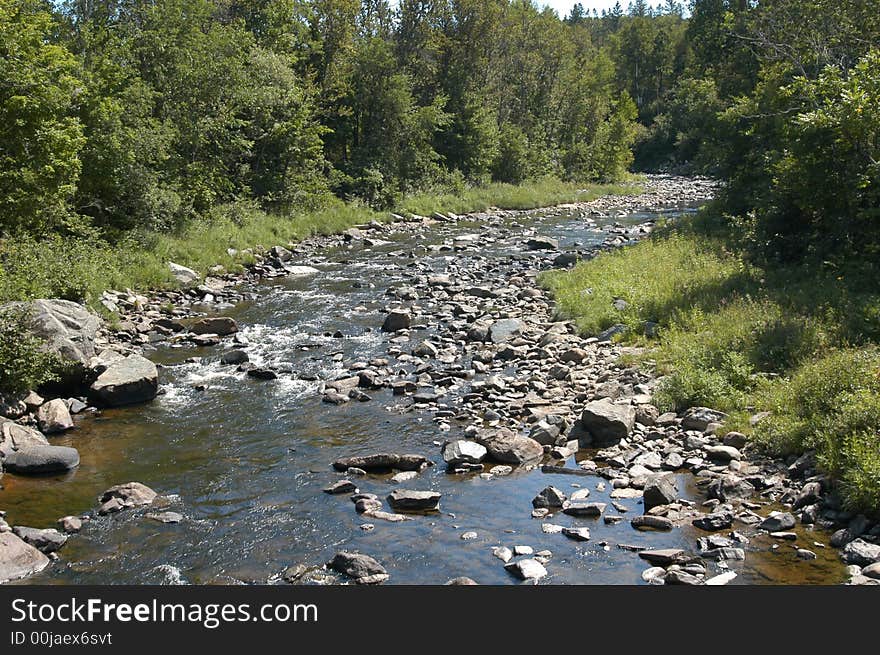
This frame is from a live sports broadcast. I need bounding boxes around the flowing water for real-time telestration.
[0,205,847,585]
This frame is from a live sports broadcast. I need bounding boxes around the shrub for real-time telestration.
[0,306,64,394]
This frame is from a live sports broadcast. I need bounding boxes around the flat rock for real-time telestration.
[328,551,388,584]
[758,511,796,532]
[638,549,685,565]
[562,501,606,517]
[442,440,487,467]
[190,317,238,336]
[89,354,158,407]
[631,515,674,531]
[387,489,441,512]
[332,453,428,472]
[504,558,547,581]
[12,526,68,553]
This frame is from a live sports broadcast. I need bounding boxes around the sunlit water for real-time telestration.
[1,207,846,585]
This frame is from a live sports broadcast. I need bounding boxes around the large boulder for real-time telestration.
[2,445,80,474]
[0,419,49,457]
[0,532,50,584]
[643,476,678,511]
[381,310,411,333]
[168,262,200,285]
[12,526,68,554]
[2,299,101,383]
[580,400,636,444]
[97,482,157,515]
[89,354,158,407]
[36,398,74,434]
[474,428,543,466]
[681,407,727,432]
[190,317,238,336]
[442,440,487,467]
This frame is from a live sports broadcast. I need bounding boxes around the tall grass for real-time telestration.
[542,213,880,514]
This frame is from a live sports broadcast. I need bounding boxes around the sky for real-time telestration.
[538,0,627,18]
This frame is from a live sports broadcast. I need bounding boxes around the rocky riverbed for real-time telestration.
[1,175,877,585]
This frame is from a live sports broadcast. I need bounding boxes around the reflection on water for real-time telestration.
[0,208,846,585]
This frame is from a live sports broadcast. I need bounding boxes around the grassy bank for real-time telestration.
[0,178,636,312]
[541,212,880,514]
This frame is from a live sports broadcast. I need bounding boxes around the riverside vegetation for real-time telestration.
[1,1,879,584]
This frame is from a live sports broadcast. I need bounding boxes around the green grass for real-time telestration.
[541,212,880,514]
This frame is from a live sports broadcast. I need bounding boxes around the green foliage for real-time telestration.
[0,306,64,394]
[0,0,84,235]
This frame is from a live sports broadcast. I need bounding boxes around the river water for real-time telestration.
[0,204,846,585]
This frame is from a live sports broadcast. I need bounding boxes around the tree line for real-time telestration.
[2,0,878,263]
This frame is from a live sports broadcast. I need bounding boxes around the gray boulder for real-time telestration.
[36,398,74,434]
[0,532,50,584]
[328,551,388,584]
[332,453,428,472]
[532,486,567,509]
[442,440,487,467]
[3,299,101,382]
[190,317,238,336]
[98,482,157,515]
[387,489,441,512]
[580,399,635,444]
[89,354,158,407]
[758,511,796,532]
[842,539,880,566]
[381,310,411,332]
[3,445,79,474]
[12,526,68,554]
[643,476,677,511]
[681,407,727,431]
[474,428,543,466]
[168,262,200,285]
[0,419,49,457]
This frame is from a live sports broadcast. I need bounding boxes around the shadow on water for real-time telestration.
[0,207,846,585]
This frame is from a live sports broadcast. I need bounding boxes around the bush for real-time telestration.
[0,306,64,394]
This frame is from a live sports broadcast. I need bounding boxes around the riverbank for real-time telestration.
[0,178,636,314]
[2,175,873,585]
[542,209,880,562]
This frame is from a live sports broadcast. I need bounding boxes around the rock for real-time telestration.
[692,511,733,531]
[504,558,547,581]
[0,394,27,420]
[328,551,388,584]
[638,549,685,566]
[635,405,659,426]
[0,532,50,584]
[525,236,559,250]
[643,476,677,511]
[247,368,278,380]
[758,511,796,532]
[332,453,428,472]
[12,526,68,553]
[562,501,606,517]
[793,481,823,509]
[146,511,183,524]
[220,349,249,365]
[57,516,82,533]
[561,527,591,542]
[190,317,238,336]
[3,445,80,474]
[532,486,567,509]
[98,482,157,514]
[861,562,880,579]
[474,428,543,465]
[560,348,589,363]
[89,354,158,407]
[390,471,418,484]
[323,480,357,495]
[488,319,524,344]
[445,576,479,585]
[382,310,411,332]
[704,571,737,586]
[284,265,321,276]
[641,567,667,584]
[413,340,438,358]
[36,398,74,434]
[580,399,635,444]
[442,440,487,467]
[705,445,742,462]
[282,563,309,583]
[681,407,727,431]
[707,474,756,502]
[492,546,513,563]
[168,262,200,285]
[387,489,441,512]
[529,420,562,446]
[722,432,747,449]
[631,515,674,531]
[3,299,101,382]
[664,569,702,585]
[842,539,880,566]
[597,324,627,342]
[0,419,49,457]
